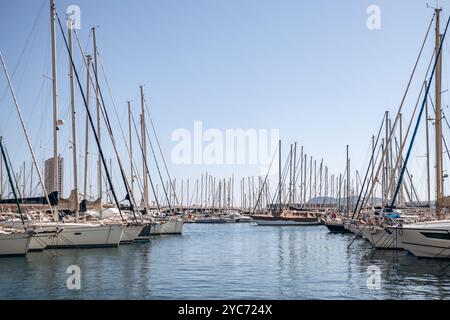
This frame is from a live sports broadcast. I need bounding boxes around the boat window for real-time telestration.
[420,232,450,240]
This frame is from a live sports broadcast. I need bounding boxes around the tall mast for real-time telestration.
[435,7,443,215]
[206,174,209,208]
[384,111,389,206]
[187,179,190,208]
[128,101,134,197]
[0,138,25,226]
[314,159,317,206]
[140,86,149,208]
[319,159,323,204]
[425,81,431,207]
[299,145,303,205]
[381,139,385,205]
[0,51,56,220]
[278,140,282,214]
[338,173,342,211]
[303,153,306,206]
[371,135,375,206]
[50,0,59,210]
[288,143,293,206]
[83,55,91,202]
[309,156,312,204]
[293,142,297,204]
[92,27,102,205]
[346,145,350,214]
[200,173,203,208]
[231,174,234,209]
[109,158,113,203]
[181,179,184,207]
[68,18,79,221]
[398,113,404,206]
[29,162,33,196]
[388,117,394,202]
[22,162,26,196]
[0,148,2,200]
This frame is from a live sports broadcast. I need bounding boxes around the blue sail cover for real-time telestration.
[383,213,400,219]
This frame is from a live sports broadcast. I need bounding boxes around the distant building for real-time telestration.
[44,156,63,196]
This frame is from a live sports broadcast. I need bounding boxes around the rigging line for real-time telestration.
[0,51,56,219]
[89,60,138,218]
[320,169,331,207]
[55,12,124,221]
[0,0,46,103]
[252,143,279,214]
[1,18,48,142]
[144,100,180,207]
[356,171,363,190]
[355,135,384,219]
[427,92,450,162]
[72,29,145,212]
[362,13,436,210]
[188,180,198,206]
[392,136,422,205]
[0,138,25,228]
[281,151,304,208]
[143,119,174,210]
[333,160,348,210]
[385,52,435,199]
[291,146,308,201]
[352,115,385,218]
[131,111,161,213]
[391,13,450,207]
[271,151,291,210]
[5,145,23,201]
[92,48,140,212]
[268,151,289,208]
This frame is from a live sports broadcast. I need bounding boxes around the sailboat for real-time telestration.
[0,2,126,250]
[325,145,352,233]
[325,218,351,233]
[363,8,450,257]
[0,137,34,256]
[128,86,184,236]
[252,140,321,226]
[0,228,33,257]
[393,9,450,259]
[82,207,146,243]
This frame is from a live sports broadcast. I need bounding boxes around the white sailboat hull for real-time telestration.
[120,225,144,243]
[150,222,162,235]
[151,219,184,235]
[344,223,366,237]
[29,230,59,251]
[0,221,58,251]
[35,223,123,249]
[361,226,404,249]
[135,223,151,241]
[160,219,184,234]
[0,231,31,256]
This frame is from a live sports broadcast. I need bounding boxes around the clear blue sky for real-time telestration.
[0,0,448,203]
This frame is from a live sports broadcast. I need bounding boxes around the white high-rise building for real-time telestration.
[44,156,64,196]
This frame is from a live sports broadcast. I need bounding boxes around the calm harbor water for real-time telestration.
[1,223,449,300]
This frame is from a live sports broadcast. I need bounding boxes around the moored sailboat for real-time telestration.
[0,228,33,257]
